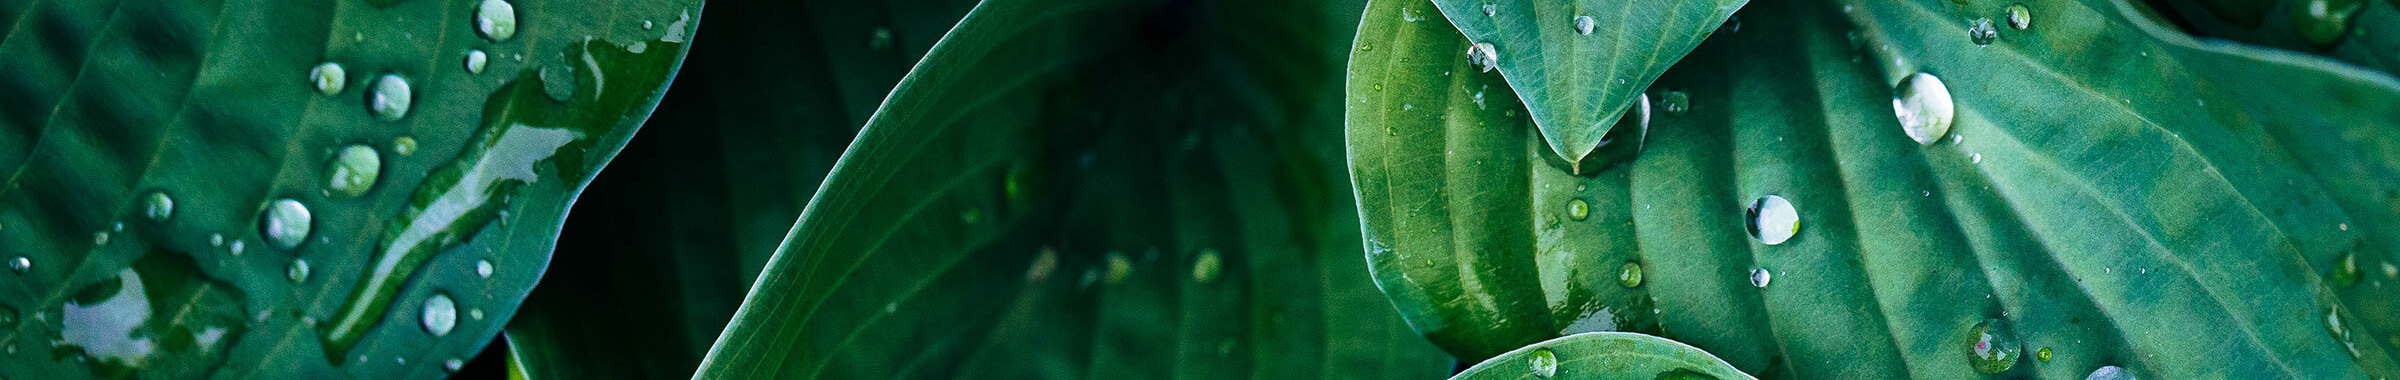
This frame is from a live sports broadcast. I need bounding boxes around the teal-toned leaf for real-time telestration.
[1423,0,1743,167]
[1450,332,1754,380]
[689,0,1452,378]
[497,0,975,378]
[0,0,697,377]
[1352,0,2400,377]
[2145,0,2400,74]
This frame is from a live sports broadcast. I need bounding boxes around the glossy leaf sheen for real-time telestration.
[1450,332,1754,380]
[1427,0,1744,165]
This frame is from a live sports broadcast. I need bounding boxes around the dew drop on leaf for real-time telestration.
[445,358,465,373]
[1528,347,1558,378]
[2005,4,2033,30]
[868,26,894,51]
[1566,198,1591,221]
[476,259,495,278]
[1573,15,1595,35]
[475,0,519,42]
[1967,318,2021,373]
[1104,252,1131,285]
[288,258,311,283]
[1192,249,1223,284]
[142,191,174,222]
[6,256,26,273]
[1892,73,1955,145]
[1967,18,1999,45]
[1746,195,1799,245]
[309,62,346,95]
[369,74,414,122]
[2293,0,2363,46]
[326,145,383,199]
[260,199,313,250]
[1749,267,1772,288]
[393,136,419,156]
[2333,252,2363,287]
[465,49,489,74]
[2038,347,2053,362]
[1660,90,1689,116]
[422,292,458,337]
[2085,365,2132,380]
[1482,3,1497,17]
[1468,42,1500,73]
[1619,261,1644,288]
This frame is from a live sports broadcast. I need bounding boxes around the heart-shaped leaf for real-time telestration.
[0,0,697,377]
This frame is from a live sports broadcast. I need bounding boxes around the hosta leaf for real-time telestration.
[498,0,974,378]
[0,0,697,377]
[1351,0,2400,377]
[690,0,1452,378]
[1449,332,1753,380]
[1423,0,1743,167]
[2144,0,2400,74]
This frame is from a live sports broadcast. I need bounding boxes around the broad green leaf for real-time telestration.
[690,0,1452,378]
[1423,0,1743,167]
[1352,0,2400,377]
[496,0,975,378]
[2144,0,2400,74]
[0,0,697,377]
[1449,332,1753,380]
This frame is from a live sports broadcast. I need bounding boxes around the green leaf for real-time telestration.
[1352,0,2400,377]
[0,0,697,377]
[689,0,1452,378]
[1449,332,1754,380]
[1423,0,1743,167]
[497,0,976,378]
[2144,0,2400,74]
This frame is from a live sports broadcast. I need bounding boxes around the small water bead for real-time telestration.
[1967,318,2022,374]
[393,136,418,156]
[93,231,110,246]
[2037,347,2053,362]
[1746,195,1800,245]
[288,259,311,283]
[1104,252,1131,285]
[228,240,246,256]
[1566,198,1591,221]
[642,20,654,30]
[422,293,458,337]
[209,233,223,246]
[2293,0,2364,46]
[1467,42,1500,73]
[8,257,27,272]
[260,199,313,250]
[1749,267,1772,288]
[1528,347,1558,378]
[1660,90,1689,116]
[1482,3,1497,17]
[326,145,383,199]
[309,63,346,95]
[1618,261,1643,288]
[2085,366,2132,380]
[464,49,489,74]
[2384,261,2398,278]
[1192,249,1223,284]
[143,191,175,222]
[476,259,494,278]
[2005,4,2033,30]
[868,26,894,51]
[475,0,519,42]
[369,74,413,122]
[2334,252,2362,287]
[1893,73,1956,145]
[1967,18,1999,46]
[444,358,465,373]
[1573,15,1595,35]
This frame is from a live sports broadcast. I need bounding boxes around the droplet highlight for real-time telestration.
[1746,195,1800,245]
[309,63,346,95]
[2085,366,2132,380]
[464,49,489,74]
[1566,198,1591,221]
[326,145,383,199]
[2293,0,2363,46]
[2333,252,2362,288]
[368,74,413,122]
[422,293,458,337]
[1528,347,1558,378]
[7,256,28,273]
[1749,267,1772,288]
[1192,249,1223,284]
[1468,42,1500,73]
[143,191,175,222]
[288,259,311,283]
[1967,318,2021,374]
[476,259,494,278]
[1968,18,2000,45]
[2005,4,2033,30]
[475,0,519,42]
[260,199,314,250]
[1573,16,1596,35]
[1618,261,1644,288]
[1660,90,1689,116]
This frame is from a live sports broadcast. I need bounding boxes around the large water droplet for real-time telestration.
[260,199,313,250]
[1967,318,2021,373]
[1967,18,2000,45]
[2293,0,2364,46]
[7,257,26,272]
[2085,366,2132,380]
[1749,267,1772,287]
[1619,261,1644,288]
[475,0,519,42]
[309,63,346,95]
[464,49,489,74]
[288,258,311,283]
[1660,90,1689,116]
[368,74,413,122]
[1892,73,1955,145]
[326,145,383,199]
[422,293,458,337]
[1746,195,1800,245]
[1528,347,1558,378]
[1192,249,1223,284]
[2005,4,2033,30]
[1573,15,1596,35]
[2333,252,2362,287]
[58,253,246,377]
[1566,198,1591,221]
[1468,42,1500,73]
[142,191,174,222]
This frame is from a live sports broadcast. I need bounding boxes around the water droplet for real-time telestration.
[1482,3,1497,17]
[1619,261,1644,288]
[274,261,307,287]
[661,11,692,43]
[445,358,465,373]
[475,0,519,42]
[393,136,418,156]
[2084,365,2131,380]
[1968,18,1999,45]
[2005,4,2033,30]
[58,253,246,376]
[1566,198,1591,221]
[2333,252,2362,287]
[94,231,110,246]
[326,145,383,199]
[142,191,175,222]
[7,257,26,272]
[1749,267,1772,287]
[1467,42,1500,73]
[1528,347,1558,377]
[1660,90,1689,116]
[0,305,15,328]
[368,74,413,122]
[2038,347,2053,362]
[1192,249,1223,284]
[476,259,494,278]
[464,49,489,74]
[868,26,894,51]
[422,293,458,337]
[228,241,245,256]
[309,62,346,95]
[1967,318,2021,373]
[1573,15,1596,35]
[260,199,313,250]
[2294,0,2364,46]
[1893,73,1956,145]
[1104,252,1131,285]
[1746,195,1800,245]
[2382,261,2397,279]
